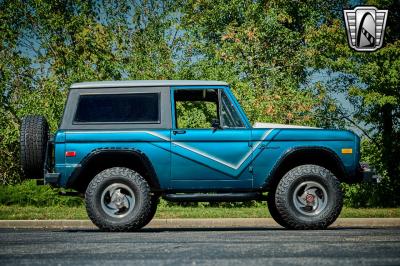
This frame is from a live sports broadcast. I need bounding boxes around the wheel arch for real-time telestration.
[264,146,347,192]
[66,148,160,193]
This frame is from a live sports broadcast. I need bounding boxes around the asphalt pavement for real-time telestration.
[1,226,400,265]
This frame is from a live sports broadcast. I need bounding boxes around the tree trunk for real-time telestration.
[381,104,399,204]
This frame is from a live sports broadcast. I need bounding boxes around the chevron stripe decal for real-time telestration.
[68,129,274,170]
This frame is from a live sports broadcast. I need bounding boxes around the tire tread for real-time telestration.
[85,167,153,232]
[20,115,49,179]
[274,164,343,230]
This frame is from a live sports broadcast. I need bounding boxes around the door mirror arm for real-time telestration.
[212,119,222,131]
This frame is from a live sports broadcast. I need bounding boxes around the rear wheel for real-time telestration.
[85,167,154,231]
[137,195,159,228]
[273,164,343,230]
[20,115,49,179]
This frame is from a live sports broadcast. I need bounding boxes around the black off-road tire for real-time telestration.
[20,115,49,179]
[267,191,289,228]
[85,167,153,232]
[136,195,159,228]
[274,164,343,230]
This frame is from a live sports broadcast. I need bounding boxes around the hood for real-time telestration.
[253,122,320,129]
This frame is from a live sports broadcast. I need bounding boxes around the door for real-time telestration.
[169,86,253,190]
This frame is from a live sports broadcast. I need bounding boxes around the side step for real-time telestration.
[163,192,267,202]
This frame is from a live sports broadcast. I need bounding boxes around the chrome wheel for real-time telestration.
[293,181,328,216]
[101,183,135,218]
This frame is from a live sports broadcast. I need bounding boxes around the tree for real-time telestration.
[306,0,400,205]
[0,0,180,184]
[178,0,346,126]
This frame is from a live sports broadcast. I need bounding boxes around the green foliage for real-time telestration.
[0,0,180,184]
[343,139,400,207]
[0,180,83,207]
[343,180,397,208]
[305,0,400,206]
[176,101,217,128]
[178,0,342,126]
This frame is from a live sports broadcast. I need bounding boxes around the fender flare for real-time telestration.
[263,146,348,189]
[66,148,160,190]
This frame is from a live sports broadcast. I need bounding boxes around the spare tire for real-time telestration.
[20,115,49,179]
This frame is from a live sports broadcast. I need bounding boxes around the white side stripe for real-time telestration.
[68,130,171,141]
[67,129,274,170]
[172,129,273,170]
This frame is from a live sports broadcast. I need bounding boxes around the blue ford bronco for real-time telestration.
[20,80,373,231]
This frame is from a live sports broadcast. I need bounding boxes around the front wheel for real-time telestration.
[273,164,343,230]
[85,167,154,231]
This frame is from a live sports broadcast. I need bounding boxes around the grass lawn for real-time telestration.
[0,205,399,220]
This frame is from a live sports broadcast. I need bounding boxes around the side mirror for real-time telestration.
[211,119,221,130]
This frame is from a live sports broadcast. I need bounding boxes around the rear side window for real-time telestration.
[74,93,160,123]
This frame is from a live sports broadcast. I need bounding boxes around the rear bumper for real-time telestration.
[44,172,60,186]
[355,162,380,183]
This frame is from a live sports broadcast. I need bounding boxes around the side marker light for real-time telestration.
[341,148,353,154]
[65,151,76,157]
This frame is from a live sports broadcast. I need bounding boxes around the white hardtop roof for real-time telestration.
[70,80,229,89]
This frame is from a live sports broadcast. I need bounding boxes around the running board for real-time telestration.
[163,192,267,202]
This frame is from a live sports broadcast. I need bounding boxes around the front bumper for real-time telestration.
[356,162,380,183]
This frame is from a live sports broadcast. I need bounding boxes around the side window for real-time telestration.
[74,93,160,123]
[174,89,218,129]
[221,91,245,128]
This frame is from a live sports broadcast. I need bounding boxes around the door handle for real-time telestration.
[173,130,186,135]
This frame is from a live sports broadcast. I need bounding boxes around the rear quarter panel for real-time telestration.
[56,130,171,188]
